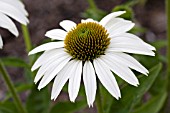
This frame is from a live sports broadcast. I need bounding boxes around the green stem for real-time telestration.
[166,0,170,112]
[21,25,35,66]
[0,60,27,113]
[21,25,32,53]
[87,0,97,9]
[96,81,103,113]
[167,0,170,82]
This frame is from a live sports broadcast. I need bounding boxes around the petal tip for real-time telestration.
[28,51,33,55]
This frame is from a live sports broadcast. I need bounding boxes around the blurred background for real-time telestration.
[0,0,167,113]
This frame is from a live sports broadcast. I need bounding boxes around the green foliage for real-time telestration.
[152,40,167,50]
[26,86,50,113]
[50,101,87,113]
[4,83,32,101]
[1,57,29,68]
[107,63,162,113]
[0,101,18,113]
[132,92,167,113]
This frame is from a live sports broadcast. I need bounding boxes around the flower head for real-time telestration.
[0,0,29,49]
[29,11,155,106]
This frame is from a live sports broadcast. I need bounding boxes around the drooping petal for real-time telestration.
[45,29,67,40]
[0,1,28,25]
[105,53,148,75]
[0,0,28,16]
[29,41,64,55]
[94,59,121,99]
[0,12,18,36]
[107,44,155,56]
[100,55,139,86]
[36,53,71,88]
[0,35,3,49]
[110,33,156,51]
[83,61,97,107]
[104,18,135,37]
[34,51,68,83]
[51,60,77,100]
[59,20,76,32]
[31,48,64,71]
[99,11,126,26]
[68,60,82,102]
[107,35,155,56]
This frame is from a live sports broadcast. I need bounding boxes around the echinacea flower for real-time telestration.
[29,11,155,106]
[0,0,29,49]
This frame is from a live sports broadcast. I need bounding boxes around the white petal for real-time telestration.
[68,60,82,102]
[36,53,71,88]
[0,12,18,36]
[100,55,139,86]
[83,61,97,107]
[144,43,156,51]
[108,33,155,56]
[94,59,121,99]
[34,51,69,83]
[0,0,28,16]
[29,41,64,55]
[104,18,124,30]
[31,48,64,71]
[45,29,67,40]
[51,60,77,100]
[111,33,155,51]
[106,52,148,75]
[105,18,135,37]
[59,20,76,32]
[99,11,126,26]
[0,35,3,49]
[107,43,155,56]
[0,1,28,25]
[81,18,98,23]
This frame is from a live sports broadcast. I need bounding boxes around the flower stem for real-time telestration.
[21,25,32,53]
[87,0,97,9]
[167,0,170,82]
[0,60,28,113]
[96,81,103,113]
[166,0,170,111]
[21,25,35,66]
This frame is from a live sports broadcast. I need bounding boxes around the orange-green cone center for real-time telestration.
[64,22,110,61]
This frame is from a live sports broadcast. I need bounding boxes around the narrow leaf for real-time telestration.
[1,57,29,68]
[132,92,167,113]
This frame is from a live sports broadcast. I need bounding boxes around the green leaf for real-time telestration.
[134,55,160,68]
[1,57,29,68]
[26,86,50,113]
[108,63,162,113]
[150,71,167,95]
[99,84,113,112]
[0,101,18,113]
[50,101,87,113]
[151,40,167,50]
[132,92,167,113]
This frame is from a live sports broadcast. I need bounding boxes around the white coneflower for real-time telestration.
[29,11,155,106]
[0,0,29,49]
